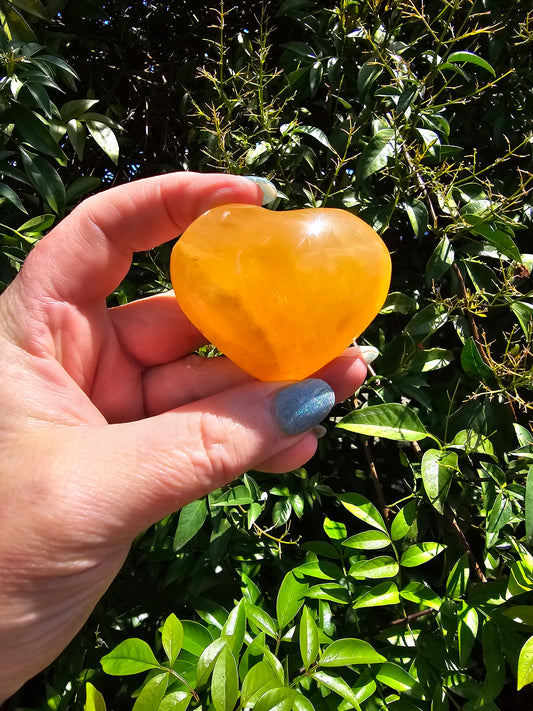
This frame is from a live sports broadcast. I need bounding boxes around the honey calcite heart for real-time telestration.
[170,204,391,381]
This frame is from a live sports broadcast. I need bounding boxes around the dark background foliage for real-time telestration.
[2,1,533,710]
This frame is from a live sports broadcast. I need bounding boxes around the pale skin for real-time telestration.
[0,172,368,702]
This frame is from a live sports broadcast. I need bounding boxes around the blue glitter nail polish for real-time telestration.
[274,379,335,436]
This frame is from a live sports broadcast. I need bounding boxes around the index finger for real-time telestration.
[14,172,266,305]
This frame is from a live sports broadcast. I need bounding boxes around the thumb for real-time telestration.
[56,378,335,540]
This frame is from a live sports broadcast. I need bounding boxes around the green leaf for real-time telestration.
[390,501,417,541]
[20,148,65,214]
[447,50,496,76]
[162,613,183,666]
[356,128,396,180]
[86,119,120,164]
[0,182,27,213]
[526,467,533,546]
[323,516,347,540]
[7,105,66,162]
[464,215,522,261]
[449,429,496,459]
[212,645,239,711]
[457,603,478,666]
[311,671,362,709]
[181,620,213,657]
[254,688,295,711]
[10,0,49,20]
[510,301,533,338]
[446,553,470,599]
[305,583,350,604]
[320,638,386,667]
[400,581,442,610]
[293,691,316,711]
[376,662,418,692]
[158,692,191,711]
[299,606,319,671]
[460,338,493,380]
[276,570,308,629]
[221,599,246,654]
[241,661,280,707]
[517,635,533,690]
[410,347,453,373]
[245,601,278,639]
[60,98,100,120]
[173,498,207,551]
[354,581,401,610]
[404,303,449,337]
[100,638,159,675]
[293,125,334,152]
[403,199,428,238]
[84,683,106,711]
[132,673,168,711]
[18,213,55,235]
[400,542,446,567]
[65,176,101,205]
[426,235,455,282]
[380,291,419,315]
[349,556,399,580]
[421,449,457,514]
[67,119,86,160]
[343,530,391,550]
[338,403,429,442]
[196,638,227,687]
[337,493,388,533]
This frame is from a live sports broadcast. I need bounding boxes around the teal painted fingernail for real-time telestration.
[274,379,335,436]
[244,176,278,205]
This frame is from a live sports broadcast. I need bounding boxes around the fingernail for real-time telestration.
[339,345,380,365]
[274,379,335,436]
[358,346,380,365]
[244,176,278,205]
[313,425,328,439]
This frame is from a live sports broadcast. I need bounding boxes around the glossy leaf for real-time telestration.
[349,556,399,580]
[20,148,65,214]
[84,683,106,711]
[343,530,391,550]
[162,613,183,666]
[221,599,246,654]
[211,645,239,711]
[86,119,120,164]
[376,662,418,692]
[173,498,207,551]
[276,570,308,629]
[526,466,533,545]
[337,493,387,532]
[390,501,417,541]
[299,606,319,670]
[447,50,496,76]
[132,673,168,711]
[158,692,191,711]
[241,661,280,707]
[254,688,295,711]
[311,671,362,709]
[100,638,159,675]
[338,404,428,442]
[320,638,386,666]
[353,581,401,609]
[421,449,457,514]
[400,542,446,567]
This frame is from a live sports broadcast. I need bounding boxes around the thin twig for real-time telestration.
[364,440,390,524]
[450,515,487,583]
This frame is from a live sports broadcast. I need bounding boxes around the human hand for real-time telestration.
[0,172,372,701]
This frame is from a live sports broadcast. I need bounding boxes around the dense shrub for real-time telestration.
[2,1,533,710]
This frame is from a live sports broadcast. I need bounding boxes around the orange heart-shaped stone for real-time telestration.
[170,204,391,381]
